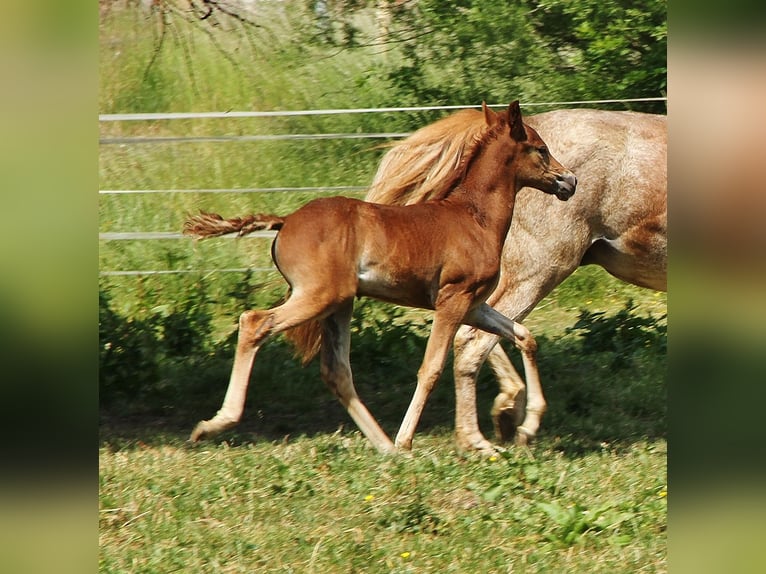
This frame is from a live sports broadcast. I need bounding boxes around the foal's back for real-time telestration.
[272,196,502,310]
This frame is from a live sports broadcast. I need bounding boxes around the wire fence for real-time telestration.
[98,98,666,123]
[99,97,667,277]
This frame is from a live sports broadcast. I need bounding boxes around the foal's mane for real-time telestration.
[366,108,497,205]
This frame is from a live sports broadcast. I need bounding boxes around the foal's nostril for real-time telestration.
[553,172,576,200]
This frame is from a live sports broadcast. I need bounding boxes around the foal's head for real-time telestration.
[482,101,577,201]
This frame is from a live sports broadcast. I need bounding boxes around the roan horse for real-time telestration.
[184,101,576,453]
[366,107,667,452]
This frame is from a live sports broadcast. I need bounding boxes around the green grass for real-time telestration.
[99,275,666,572]
[99,432,667,573]
[99,433,666,573]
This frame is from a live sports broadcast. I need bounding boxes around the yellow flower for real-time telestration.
[400,552,411,559]
[364,494,374,502]
[488,455,498,462]
[659,490,667,498]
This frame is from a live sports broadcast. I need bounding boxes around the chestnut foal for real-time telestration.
[184,101,576,453]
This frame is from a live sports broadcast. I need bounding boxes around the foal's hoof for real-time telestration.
[394,439,413,452]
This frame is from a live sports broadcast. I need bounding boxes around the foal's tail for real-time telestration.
[283,320,323,366]
[183,211,284,239]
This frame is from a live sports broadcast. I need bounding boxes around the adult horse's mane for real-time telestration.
[368,108,489,205]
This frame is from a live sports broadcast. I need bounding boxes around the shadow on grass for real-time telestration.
[100,302,666,457]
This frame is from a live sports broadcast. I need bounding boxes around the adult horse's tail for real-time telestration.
[183,211,284,238]
[183,210,322,366]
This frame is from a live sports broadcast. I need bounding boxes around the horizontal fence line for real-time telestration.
[100,231,278,241]
[98,98,667,122]
[100,96,667,277]
[99,185,368,195]
[101,132,411,145]
[100,268,276,277]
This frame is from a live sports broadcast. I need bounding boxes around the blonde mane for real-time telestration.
[366,108,491,205]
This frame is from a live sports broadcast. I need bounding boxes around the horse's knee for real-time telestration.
[238,310,273,346]
[512,323,537,354]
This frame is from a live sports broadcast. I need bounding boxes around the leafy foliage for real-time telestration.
[99,288,161,405]
[531,0,667,109]
[320,0,669,112]
[537,499,637,546]
[566,300,667,370]
[99,278,237,411]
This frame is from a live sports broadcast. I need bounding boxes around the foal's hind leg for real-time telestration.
[190,294,328,442]
[320,300,395,454]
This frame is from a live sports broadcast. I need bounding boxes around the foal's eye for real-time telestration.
[537,146,549,159]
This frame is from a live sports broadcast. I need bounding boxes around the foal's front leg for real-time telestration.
[487,343,528,442]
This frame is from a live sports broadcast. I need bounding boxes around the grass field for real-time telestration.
[99,433,666,573]
[99,126,668,572]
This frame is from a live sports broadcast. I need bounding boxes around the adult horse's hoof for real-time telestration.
[491,390,526,443]
[514,426,534,447]
[455,432,498,455]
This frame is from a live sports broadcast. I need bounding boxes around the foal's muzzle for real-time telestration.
[554,172,577,201]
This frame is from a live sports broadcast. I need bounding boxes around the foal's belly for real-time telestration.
[356,267,437,310]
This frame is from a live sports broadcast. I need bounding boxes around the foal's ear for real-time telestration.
[508,100,527,142]
[482,101,497,126]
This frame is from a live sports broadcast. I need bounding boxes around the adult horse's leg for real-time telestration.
[453,244,585,448]
[320,300,396,454]
[487,343,528,441]
[462,303,547,446]
[190,293,336,442]
[451,330,530,451]
[395,302,469,451]
[452,328,500,453]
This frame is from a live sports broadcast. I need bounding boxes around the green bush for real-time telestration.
[566,299,667,369]
[535,301,667,450]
